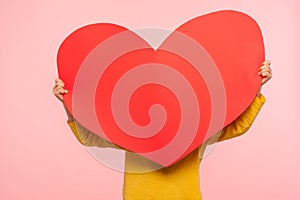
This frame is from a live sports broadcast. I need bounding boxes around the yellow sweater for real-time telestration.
[67,95,266,200]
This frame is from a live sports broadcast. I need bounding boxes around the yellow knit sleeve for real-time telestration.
[217,94,266,142]
[67,120,120,149]
[67,120,85,145]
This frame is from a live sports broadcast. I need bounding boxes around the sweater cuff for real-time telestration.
[252,93,266,109]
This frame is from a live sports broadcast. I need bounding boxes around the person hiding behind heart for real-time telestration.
[53,60,272,200]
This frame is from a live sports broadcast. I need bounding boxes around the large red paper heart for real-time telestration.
[57,10,264,167]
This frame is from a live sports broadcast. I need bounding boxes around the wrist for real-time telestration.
[256,86,262,97]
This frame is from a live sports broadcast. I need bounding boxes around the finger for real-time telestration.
[259,64,272,70]
[56,81,65,88]
[53,88,68,96]
[57,88,68,94]
[263,60,271,66]
[53,90,68,102]
[259,68,271,75]
[261,75,272,85]
[53,84,64,91]
[55,78,63,82]
[55,78,65,86]
[259,62,271,72]
[258,66,272,75]
[260,71,272,78]
[55,79,64,87]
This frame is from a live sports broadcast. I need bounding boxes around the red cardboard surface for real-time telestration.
[57,10,264,166]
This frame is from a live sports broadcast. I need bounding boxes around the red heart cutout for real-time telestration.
[57,10,264,167]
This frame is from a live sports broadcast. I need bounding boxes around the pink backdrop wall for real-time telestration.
[1,0,299,199]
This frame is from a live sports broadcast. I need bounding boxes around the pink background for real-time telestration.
[1,0,299,199]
